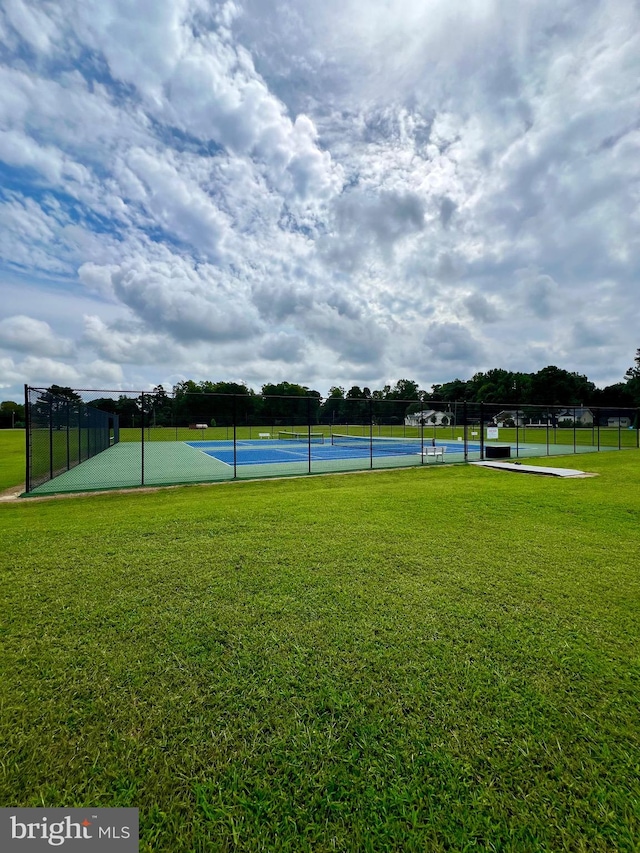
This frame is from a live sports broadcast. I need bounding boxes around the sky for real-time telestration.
[1,0,639,402]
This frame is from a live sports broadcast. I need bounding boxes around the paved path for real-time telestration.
[470,461,597,477]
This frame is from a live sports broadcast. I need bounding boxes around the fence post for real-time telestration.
[49,396,54,480]
[24,385,30,493]
[480,402,485,460]
[307,395,312,475]
[463,401,468,461]
[543,410,547,456]
[233,395,237,479]
[369,399,374,469]
[141,391,145,486]
[618,415,622,450]
[66,401,70,470]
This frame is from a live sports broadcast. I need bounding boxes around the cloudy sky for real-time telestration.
[1,0,639,401]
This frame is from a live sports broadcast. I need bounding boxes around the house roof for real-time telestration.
[557,407,593,417]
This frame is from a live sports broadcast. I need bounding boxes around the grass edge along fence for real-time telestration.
[24,387,640,495]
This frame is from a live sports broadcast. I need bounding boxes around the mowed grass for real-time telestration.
[1,453,639,852]
[0,430,25,491]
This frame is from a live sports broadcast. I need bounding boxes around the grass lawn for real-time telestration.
[0,430,25,491]
[1,451,639,851]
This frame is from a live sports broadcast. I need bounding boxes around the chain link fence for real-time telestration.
[24,386,639,495]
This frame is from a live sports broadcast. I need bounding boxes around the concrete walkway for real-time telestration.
[470,461,598,478]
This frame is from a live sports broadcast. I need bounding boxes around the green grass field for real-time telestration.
[0,429,25,491]
[1,436,639,851]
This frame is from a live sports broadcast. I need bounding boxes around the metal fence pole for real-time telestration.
[66,402,70,470]
[141,391,145,486]
[24,385,30,493]
[369,400,373,469]
[480,402,485,460]
[546,411,549,456]
[307,395,312,475]
[233,395,237,479]
[463,401,468,461]
[49,397,54,480]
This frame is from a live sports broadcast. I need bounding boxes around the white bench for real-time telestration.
[258,432,271,439]
[423,446,445,461]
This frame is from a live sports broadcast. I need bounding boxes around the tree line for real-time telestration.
[4,353,640,428]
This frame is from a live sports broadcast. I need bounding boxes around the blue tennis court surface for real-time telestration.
[187,438,484,466]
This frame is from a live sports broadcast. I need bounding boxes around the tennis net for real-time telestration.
[278,430,325,444]
[330,433,423,454]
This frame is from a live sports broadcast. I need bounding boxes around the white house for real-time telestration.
[404,409,453,427]
[556,407,594,426]
[494,409,526,427]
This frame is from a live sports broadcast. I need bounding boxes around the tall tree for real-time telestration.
[0,400,25,428]
[624,349,640,406]
[261,382,319,425]
[320,387,345,424]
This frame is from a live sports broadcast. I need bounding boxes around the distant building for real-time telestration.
[604,415,631,428]
[596,408,634,428]
[404,409,453,427]
[556,407,594,426]
[494,409,526,427]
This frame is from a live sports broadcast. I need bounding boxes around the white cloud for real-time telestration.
[1,0,60,54]
[0,356,23,389]
[125,147,230,258]
[82,314,181,364]
[20,356,81,386]
[0,315,74,357]
[83,257,262,343]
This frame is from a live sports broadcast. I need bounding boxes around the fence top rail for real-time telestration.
[25,387,640,413]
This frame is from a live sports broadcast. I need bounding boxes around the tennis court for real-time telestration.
[188,434,479,466]
[28,436,476,494]
[27,433,617,495]
[24,386,638,495]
